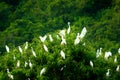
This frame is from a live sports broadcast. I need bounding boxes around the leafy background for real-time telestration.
[0,0,120,80]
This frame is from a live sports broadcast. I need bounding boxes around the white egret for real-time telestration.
[5,45,10,53]
[60,50,65,59]
[31,47,36,57]
[25,42,28,50]
[61,35,66,45]
[104,51,112,60]
[43,44,48,52]
[118,48,120,55]
[18,46,23,54]
[25,61,28,67]
[49,34,53,42]
[114,56,117,63]
[39,35,47,43]
[59,30,66,37]
[29,60,32,69]
[74,33,80,45]
[106,69,110,77]
[7,69,14,80]
[90,60,94,68]
[79,27,87,40]
[17,60,20,68]
[96,48,102,58]
[40,67,46,76]
[67,22,70,34]
[116,65,119,72]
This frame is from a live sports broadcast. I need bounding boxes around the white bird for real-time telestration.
[25,42,28,50]
[116,65,119,72]
[25,61,28,67]
[59,30,66,37]
[104,51,112,60]
[118,48,120,55]
[31,47,36,57]
[13,55,16,60]
[96,48,102,58]
[90,60,94,68]
[79,27,87,40]
[43,44,48,52]
[29,60,32,69]
[39,35,47,43]
[7,69,14,79]
[49,34,53,42]
[40,67,46,76]
[114,56,117,63]
[74,33,80,45]
[67,22,70,34]
[106,69,110,77]
[17,60,20,68]
[60,50,65,59]
[8,74,14,80]
[61,35,66,45]
[5,45,10,53]
[18,46,23,54]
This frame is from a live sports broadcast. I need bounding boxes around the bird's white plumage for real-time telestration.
[43,44,48,52]
[67,22,70,34]
[40,68,46,76]
[116,65,119,72]
[25,42,28,50]
[106,69,110,77]
[39,35,47,43]
[114,56,117,63]
[18,46,23,54]
[104,51,112,60]
[49,34,53,42]
[79,27,87,39]
[29,60,32,69]
[61,35,66,45]
[59,30,66,37]
[60,50,65,59]
[17,60,20,68]
[74,33,80,45]
[25,61,28,67]
[31,47,36,57]
[5,45,10,53]
[118,48,120,55]
[90,60,93,68]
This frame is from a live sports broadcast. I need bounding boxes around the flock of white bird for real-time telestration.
[4,22,120,79]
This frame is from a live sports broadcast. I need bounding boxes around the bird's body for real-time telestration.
[40,68,46,76]
[67,22,71,34]
[18,46,23,54]
[60,50,65,59]
[25,61,28,67]
[79,27,87,39]
[29,60,32,69]
[90,60,94,68]
[43,44,48,52]
[61,35,66,45]
[116,65,119,72]
[31,47,36,57]
[39,35,47,43]
[106,69,110,77]
[104,51,112,60]
[49,35,53,42]
[25,42,28,50]
[118,48,120,55]
[17,60,20,68]
[5,45,10,53]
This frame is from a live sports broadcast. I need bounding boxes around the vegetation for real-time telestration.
[0,0,120,79]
